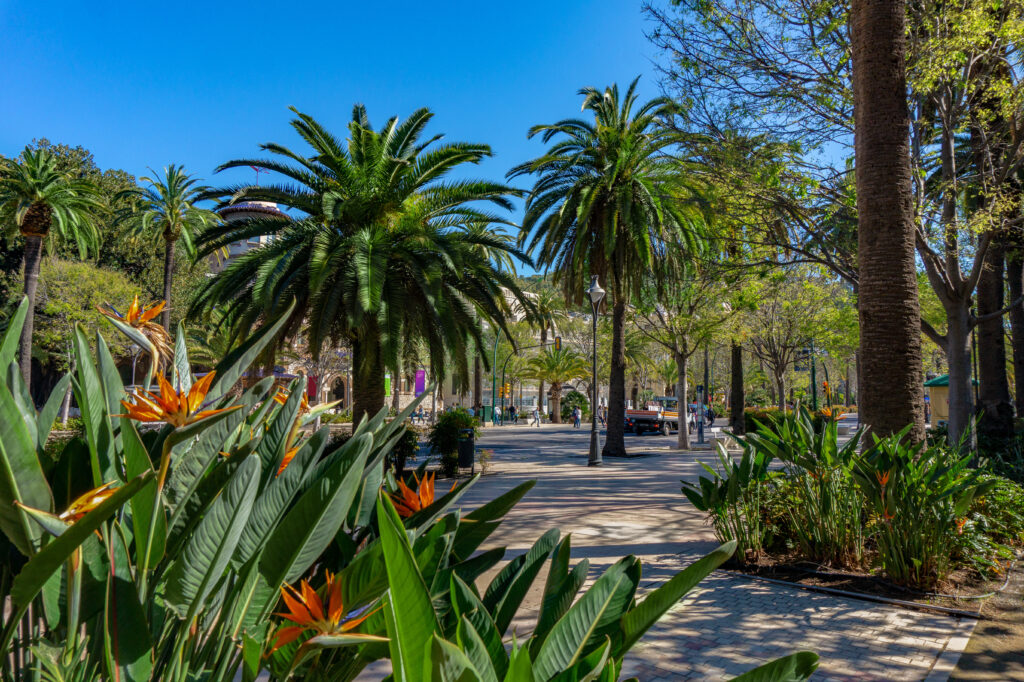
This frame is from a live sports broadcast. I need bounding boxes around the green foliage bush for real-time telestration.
[561,389,590,421]
[428,407,479,457]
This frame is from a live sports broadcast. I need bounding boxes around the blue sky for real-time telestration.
[1,0,665,273]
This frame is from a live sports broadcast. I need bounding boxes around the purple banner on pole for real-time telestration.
[415,369,426,397]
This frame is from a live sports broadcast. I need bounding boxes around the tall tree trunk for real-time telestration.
[59,355,76,426]
[676,350,690,449]
[18,234,44,392]
[351,333,385,425]
[730,341,745,435]
[473,352,482,411]
[775,370,786,412]
[602,297,628,458]
[550,383,562,424]
[162,237,175,331]
[976,240,1014,439]
[1008,255,1024,415]
[946,306,974,446]
[851,0,926,441]
[844,358,852,408]
[538,326,547,413]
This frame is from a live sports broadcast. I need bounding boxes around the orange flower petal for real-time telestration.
[279,584,315,625]
[327,573,344,624]
[270,626,307,652]
[301,580,325,622]
[340,605,381,632]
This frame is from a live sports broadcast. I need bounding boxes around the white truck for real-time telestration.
[624,397,695,436]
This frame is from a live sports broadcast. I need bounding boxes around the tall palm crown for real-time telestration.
[0,147,103,390]
[510,79,705,456]
[193,106,531,421]
[119,164,221,330]
[524,347,590,424]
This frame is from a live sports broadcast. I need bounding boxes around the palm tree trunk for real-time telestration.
[730,341,745,435]
[851,0,926,442]
[676,350,690,449]
[162,236,175,331]
[538,327,547,415]
[352,333,385,425]
[976,239,1014,439]
[18,234,44,392]
[1008,255,1024,415]
[550,383,562,424]
[602,296,628,458]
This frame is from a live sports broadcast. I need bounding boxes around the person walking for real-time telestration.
[532,406,541,427]
[572,406,581,429]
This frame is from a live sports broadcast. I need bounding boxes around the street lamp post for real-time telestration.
[587,276,606,466]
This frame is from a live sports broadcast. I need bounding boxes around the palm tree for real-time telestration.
[523,348,589,423]
[850,0,926,440]
[528,289,566,414]
[193,107,530,423]
[0,147,102,390]
[119,165,221,330]
[511,79,706,456]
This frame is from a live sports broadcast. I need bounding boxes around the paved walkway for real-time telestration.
[444,423,975,681]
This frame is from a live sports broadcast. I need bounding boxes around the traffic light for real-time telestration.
[554,336,561,351]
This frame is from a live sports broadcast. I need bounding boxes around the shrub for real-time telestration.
[427,407,479,456]
[681,443,778,563]
[389,422,420,476]
[852,429,994,589]
[561,389,590,421]
[742,407,865,566]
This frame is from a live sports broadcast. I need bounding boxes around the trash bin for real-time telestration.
[457,428,475,473]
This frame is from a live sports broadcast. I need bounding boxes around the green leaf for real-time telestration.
[163,456,260,619]
[36,373,71,447]
[532,537,589,654]
[95,333,126,419]
[104,523,153,682]
[72,326,114,486]
[378,492,440,682]
[617,540,735,656]
[256,378,302,477]
[504,644,534,681]
[259,433,371,586]
[232,428,328,569]
[484,528,560,635]
[456,616,499,682]
[532,556,641,680]
[0,297,29,371]
[5,473,151,653]
[207,299,296,403]
[0,381,52,555]
[450,575,507,678]
[729,651,819,681]
[121,418,164,570]
[431,634,482,682]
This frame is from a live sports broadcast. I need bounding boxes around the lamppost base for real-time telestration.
[588,430,602,466]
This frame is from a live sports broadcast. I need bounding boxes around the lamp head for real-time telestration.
[587,275,606,307]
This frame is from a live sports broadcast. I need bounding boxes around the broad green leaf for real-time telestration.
[163,456,260,619]
[485,528,560,635]
[104,523,153,682]
[256,378,302,478]
[450,575,507,678]
[729,651,819,681]
[504,644,534,682]
[0,381,52,555]
[431,634,481,682]
[456,616,499,682]
[617,540,735,656]
[404,474,479,531]
[232,429,328,569]
[533,557,640,680]
[36,373,71,447]
[95,333,126,419]
[121,418,164,570]
[259,433,370,585]
[532,537,589,654]
[72,326,114,486]
[378,493,439,682]
[0,297,29,371]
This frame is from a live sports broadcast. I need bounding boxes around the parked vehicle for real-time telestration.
[625,397,695,435]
